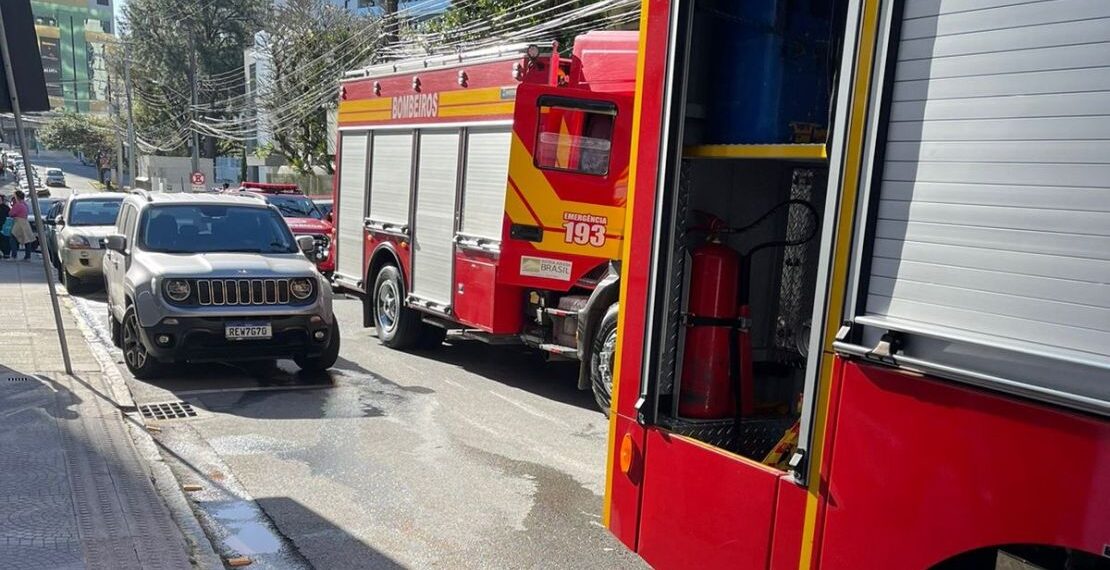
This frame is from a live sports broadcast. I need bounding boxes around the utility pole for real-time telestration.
[0,7,73,375]
[124,40,137,185]
[107,61,122,188]
[188,30,199,173]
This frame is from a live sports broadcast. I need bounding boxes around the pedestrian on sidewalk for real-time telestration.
[0,194,10,258]
[8,191,34,261]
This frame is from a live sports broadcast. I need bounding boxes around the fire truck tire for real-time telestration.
[589,303,619,416]
[372,265,422,349]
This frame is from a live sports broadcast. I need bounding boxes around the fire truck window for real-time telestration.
[535,104,615,176]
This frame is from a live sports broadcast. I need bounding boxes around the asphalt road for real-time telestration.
[67,288,646,569]
[3,153,103,200]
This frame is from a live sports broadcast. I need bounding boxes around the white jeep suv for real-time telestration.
[102,191,339,379]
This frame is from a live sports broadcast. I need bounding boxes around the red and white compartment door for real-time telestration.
[335,131,369,285]
[410,129,461,309]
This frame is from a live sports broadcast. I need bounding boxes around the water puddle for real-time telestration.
[211,501,283,556]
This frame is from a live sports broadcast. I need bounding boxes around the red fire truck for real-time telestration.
[331,33,638,410]
[235,182,335,274]
[605,0,1110,568]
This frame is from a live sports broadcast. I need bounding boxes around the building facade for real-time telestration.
[31,0,116,114]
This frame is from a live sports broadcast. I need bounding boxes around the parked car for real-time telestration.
[312,197,333,222]
[233,183,334,275]
[28,197,62,256]
[40,198,67,266]
[52,194,124,292]
[44,168,66,187]
[102,191,340,379]
[18,176,50,197]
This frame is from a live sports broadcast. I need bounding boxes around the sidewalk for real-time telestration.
[0,260,196,569]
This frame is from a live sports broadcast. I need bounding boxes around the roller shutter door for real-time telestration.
[335,132,368,282]
[854,0,1110,414]
[459,127,512,243]
[411,130,461,307]
[369,131,414,227]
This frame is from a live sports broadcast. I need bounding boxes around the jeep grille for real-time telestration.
[196,279,291,306]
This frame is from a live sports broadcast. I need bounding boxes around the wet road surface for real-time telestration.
[69,291,645,569]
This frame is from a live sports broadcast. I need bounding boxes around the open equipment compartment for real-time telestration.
[646,0,846,465]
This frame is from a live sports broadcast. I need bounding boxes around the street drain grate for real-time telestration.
[137,401,198,421]
[5,375,33,382]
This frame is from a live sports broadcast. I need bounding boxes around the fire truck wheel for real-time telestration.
[590,303,619,416]
[372,265,422,349]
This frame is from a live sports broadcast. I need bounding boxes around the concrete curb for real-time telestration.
[60,292,225,570]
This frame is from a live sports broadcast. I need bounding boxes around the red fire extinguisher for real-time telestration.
[678,201,817,420]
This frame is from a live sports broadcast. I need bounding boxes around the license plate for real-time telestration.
[225,322,272,340]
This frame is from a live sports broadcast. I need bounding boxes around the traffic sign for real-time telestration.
[190,171,206,186]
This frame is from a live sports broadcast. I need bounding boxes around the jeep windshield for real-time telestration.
[265,194,323,219]
[69,199,122,227]
[138,205,298,254]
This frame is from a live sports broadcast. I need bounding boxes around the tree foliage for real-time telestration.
[39,112,118,167]
[426,0,606,48]
[120,0,268,156]
[262,0,381,175]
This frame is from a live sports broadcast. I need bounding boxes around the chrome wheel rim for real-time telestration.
[376,279,399,334]
[597,328,618,396]
[122,314,147,369]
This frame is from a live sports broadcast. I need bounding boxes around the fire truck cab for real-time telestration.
[331,33,637,411]
[235,182,335,274]
[606,0,1110,568]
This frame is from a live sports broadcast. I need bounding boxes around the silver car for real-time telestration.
[52,194,123,292]
[102,191,339,379]
[45,168,66,187]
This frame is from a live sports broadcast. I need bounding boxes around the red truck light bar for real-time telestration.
[240,182,301,194]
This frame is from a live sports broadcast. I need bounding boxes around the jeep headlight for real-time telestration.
[290,277,314,300]
[163,279,191,302]
[65,235,93,250]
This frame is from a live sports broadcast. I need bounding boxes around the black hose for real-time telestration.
[719,198,820,256]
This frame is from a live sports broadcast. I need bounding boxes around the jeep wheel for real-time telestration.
[62,268,82,294]
[121,307,161,379]
[109,309,122,348]
[589,303,619,416]
[372,265,421,349]
[295,321,341,372]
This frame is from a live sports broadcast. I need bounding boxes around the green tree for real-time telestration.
[425,0,613,48]
[120,0,268,157]
[38,112,118,182]
[262,0,381,175]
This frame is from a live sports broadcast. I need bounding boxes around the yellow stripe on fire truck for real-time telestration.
[504,134,626,260]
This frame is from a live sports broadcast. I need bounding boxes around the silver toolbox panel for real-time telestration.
[411,130,461,306]
[336,131,368,281]
[460,127,512,242]
[369,131,414,226]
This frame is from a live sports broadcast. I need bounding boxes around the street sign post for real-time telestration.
[190,171,205,192]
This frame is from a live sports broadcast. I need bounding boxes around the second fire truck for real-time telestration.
[331,33,637,410]
[604,0,1110,568]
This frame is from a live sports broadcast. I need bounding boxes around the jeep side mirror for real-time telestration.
[104,234,127,253]
[296,235,316,255]
[53,215,64,227]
